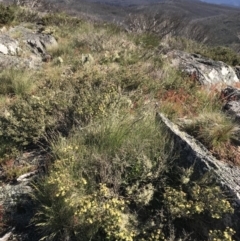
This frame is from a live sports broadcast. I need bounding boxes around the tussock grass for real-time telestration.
[181,111,239,150]
[0,69,36,96]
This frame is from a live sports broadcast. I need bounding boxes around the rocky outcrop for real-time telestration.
[156,112,240,203]
[156,112,240,239]
[0,25,58,70]
[167,50,240,85]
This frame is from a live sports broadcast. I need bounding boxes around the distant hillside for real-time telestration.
[201,0,240,7]
[4,0,240,50]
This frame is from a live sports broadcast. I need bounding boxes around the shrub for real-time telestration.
[32,111,174,240]
[0,4,15,25]
[208,227,236,241]
[0,95,56,147]
[41,12,82,27]
[32,111,235,240]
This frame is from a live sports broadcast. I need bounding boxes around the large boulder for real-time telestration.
[10,26,57,54]
[167,50,240,85]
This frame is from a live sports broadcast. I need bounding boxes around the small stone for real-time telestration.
[42,54,52,62]
[57,56,63,64]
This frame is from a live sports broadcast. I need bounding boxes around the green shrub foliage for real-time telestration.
[0,4,15,25]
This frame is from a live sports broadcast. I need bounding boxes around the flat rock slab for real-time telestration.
[156,112,240,239]
[156,112,240,204]
[167,50,240,85]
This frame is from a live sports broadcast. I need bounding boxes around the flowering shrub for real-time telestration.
[33,112,236,241]
[164,185,233,219]
[208,227,236,241]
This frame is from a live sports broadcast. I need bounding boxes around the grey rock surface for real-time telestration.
[0,230,13,241]
[0,35,20,56]
[0,150,48,238]
[167,50,240,85]
[0,24,58,70]
[222,86,240,124]
[156,112,240,204]
[156,112,240,239]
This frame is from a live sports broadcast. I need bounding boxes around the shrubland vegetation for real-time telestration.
[0,4,239,240]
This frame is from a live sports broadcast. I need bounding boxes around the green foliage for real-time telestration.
[198,46,240,66]
[32,180,76,241]
[0,96,54,146]
[33,111,174,241]
[41,12,82,27]
[135,34,160,49]
[0,4,15,25]
[33,111,235,241]
[164,180,233,219]
[13,7,40,23]
[0,69,36,96]
[181,112,239,150]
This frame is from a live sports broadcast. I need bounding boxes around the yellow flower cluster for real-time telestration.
[199,187,234,219]
[139,228,166,241]
[67,183,136,241]
[47,170,72,197]
[46,157,88,199]
[209,227,236,241]
[164,184,234,219]
[62,145,79,153]
[164,187,193,217]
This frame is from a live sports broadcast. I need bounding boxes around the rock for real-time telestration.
[224,101,240,124]
[0,35,20,56]
[26,34,58,55]
[156,112,240,239]
[235,66,240,79]
[82,53,94,64]
[17,171,38,183]
[166,50,240,85]
[0,230,13,241]
[222,86,240,101]
[222,86,240,124]
[0,181,34,227]
[0,24,58,70]
[57,56,63,64]
[0,43,8,55]
[156,112,240,204]
[0,149,49,240]
[42,54,52,62]
[0,26,7,33]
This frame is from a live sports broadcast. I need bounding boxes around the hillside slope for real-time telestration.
[0,2,240,241]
